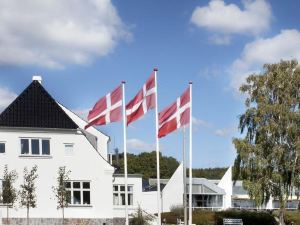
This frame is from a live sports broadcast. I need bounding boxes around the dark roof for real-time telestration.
[0,80,78,129]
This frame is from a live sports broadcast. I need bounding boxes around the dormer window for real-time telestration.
[20,138,50,156]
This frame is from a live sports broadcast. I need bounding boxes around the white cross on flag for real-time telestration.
[126,72,156,125]
[85,85,122,129]
[158,87,190,138]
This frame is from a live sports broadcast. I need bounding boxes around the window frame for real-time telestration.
[113,184,134,206]
[0,142,6,154]
[65,180,92,206]
[64,143,74,156]
[19,138,51,156]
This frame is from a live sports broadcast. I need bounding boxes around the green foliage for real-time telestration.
[215,210,277,225]
[129,205,154,225]
[283,211,300,225]
[113,151,227,180]
[53,166,71,209]
[191,167,228,179]
[162,210,277,225]
[20,165,38,209]
[113,151,179,179]
[2,165,18,206]
[233,60,300,224]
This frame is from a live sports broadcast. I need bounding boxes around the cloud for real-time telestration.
[0,0,131,68]
[127,139,155,152]
[190,0,271,44]
[230,29,300,92]
[0,87,17,112]
[192,117,211,128]
[215,128,231,137]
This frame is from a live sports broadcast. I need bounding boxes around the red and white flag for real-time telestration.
[85,85,122,129]
[126,72,156,125]
[158,87,190,138]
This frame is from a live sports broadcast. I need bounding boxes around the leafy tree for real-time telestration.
[20,165,38,225]
[2,165,18,225]
[129,204,154,225]
[113,151,179,179]
[233,60,300,225]
[52,166,71,225]
[191,167,228,179]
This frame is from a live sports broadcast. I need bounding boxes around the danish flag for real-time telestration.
[85,85,122,129]
[158,87,190,138]
[126,72,156,125]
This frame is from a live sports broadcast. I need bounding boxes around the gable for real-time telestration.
[0,80,78,129]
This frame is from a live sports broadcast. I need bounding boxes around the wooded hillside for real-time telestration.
[112,151,227,180]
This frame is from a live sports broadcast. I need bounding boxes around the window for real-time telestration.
[65,143,74,156]
[20,138,50,156]
[65,181,91,205]
[0,143,5,154]
[113,185,133,206]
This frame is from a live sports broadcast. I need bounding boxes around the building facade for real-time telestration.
[0,77,115,224]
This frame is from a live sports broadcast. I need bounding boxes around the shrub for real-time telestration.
[215,210,277,225]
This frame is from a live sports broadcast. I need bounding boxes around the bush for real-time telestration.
[215,210,277,225]
[162,210,277,225]
[282,211,300,225]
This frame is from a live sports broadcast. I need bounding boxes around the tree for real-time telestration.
[233,60,300,225]
[20,165,38,225]
[129,204,154,225]
[2,165,18,225]
[52,166,71,225]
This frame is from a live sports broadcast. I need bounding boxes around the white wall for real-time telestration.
[140,191,158,214]
[0,128,114,219]
[217,167,232,209]
[162,163,184,212]
[58,103,110,160]
[112,176,143,218]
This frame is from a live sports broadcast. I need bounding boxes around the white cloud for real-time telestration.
[192,117,211,128]
[190,0,271,44]
[230,29,300,92]
[0,87,17,112]
[0,0,131,68]
[215,128,231,137]
[127,139,155,152]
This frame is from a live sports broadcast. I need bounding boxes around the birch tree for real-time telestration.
[233,60,300,225]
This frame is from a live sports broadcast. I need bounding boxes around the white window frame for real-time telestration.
[65,180,91,206]
[113,184,133,206]
[20,138,51,156]
[64,143,74,156]
[0,142,6,154]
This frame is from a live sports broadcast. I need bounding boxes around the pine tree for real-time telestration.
[233,60,300,225]
[52,167,71,225]
[2,165,18,225]
[19,166,38,225]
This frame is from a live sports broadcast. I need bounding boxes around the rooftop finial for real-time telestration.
[32,76,42,84]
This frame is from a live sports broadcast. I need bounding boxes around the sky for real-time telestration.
[0,0,300,168]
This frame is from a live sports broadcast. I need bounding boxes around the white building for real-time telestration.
[0,77,115,225]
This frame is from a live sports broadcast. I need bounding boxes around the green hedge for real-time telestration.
[215,210,277,225]
[162,210,277,225]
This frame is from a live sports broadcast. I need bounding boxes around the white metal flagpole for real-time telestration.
[183,126,187,225]
[122,81,129,225]
[154,68,161,225]
[188,82,193,225]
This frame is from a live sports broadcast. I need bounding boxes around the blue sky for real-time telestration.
[0,0,300,168]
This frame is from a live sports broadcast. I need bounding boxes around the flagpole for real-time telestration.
[182,126,187,225]
[122,81,129,225]
[154,68,161,225]
[188,82,193,225]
